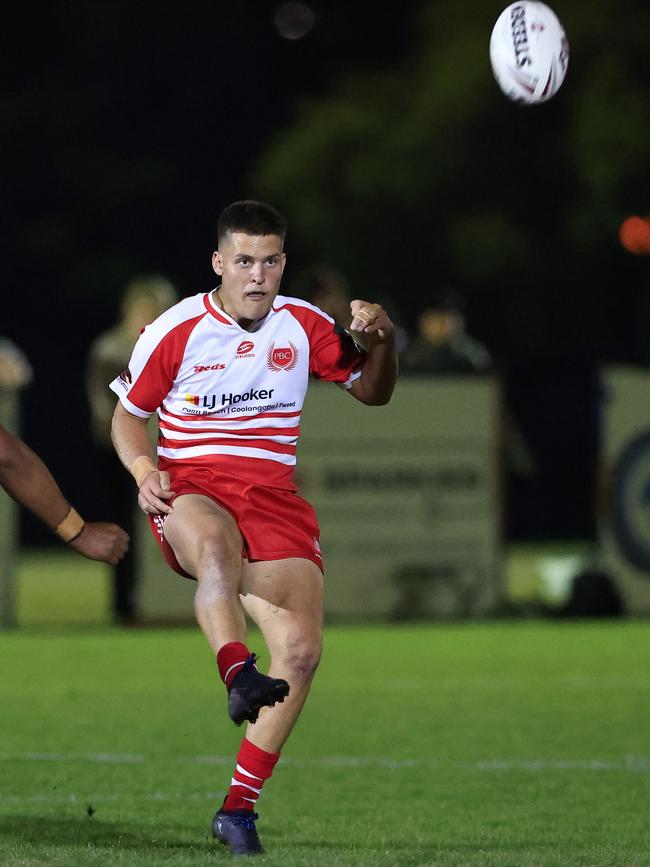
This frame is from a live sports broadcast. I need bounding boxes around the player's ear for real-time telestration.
[212,251,223,276]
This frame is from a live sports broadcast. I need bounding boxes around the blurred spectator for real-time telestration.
[401,289,536,499]
[296,262,408,350]
[296,263,352,328]
[86,274,177,623]
[0,338,33,388]
[400,290,492,375]
[86,276,178,447]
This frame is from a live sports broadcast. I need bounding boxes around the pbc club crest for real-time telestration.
[266,342,299,372]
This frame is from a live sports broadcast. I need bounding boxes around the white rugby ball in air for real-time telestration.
[490,2,569,104]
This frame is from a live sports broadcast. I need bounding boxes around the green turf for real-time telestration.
[16,549,111,627]
[1,621,648,866]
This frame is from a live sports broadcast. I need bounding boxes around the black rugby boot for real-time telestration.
[212,808,264,855]
[227,654,290,726]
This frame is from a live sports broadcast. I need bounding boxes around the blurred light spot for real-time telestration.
[619,216,650,255]
[274,2,315,40]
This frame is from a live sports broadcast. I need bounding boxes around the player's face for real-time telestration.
[212,232,286,325]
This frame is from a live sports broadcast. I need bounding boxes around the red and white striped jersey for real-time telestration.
[110,291,364,488]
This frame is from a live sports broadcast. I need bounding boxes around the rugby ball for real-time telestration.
[489,2,569,104]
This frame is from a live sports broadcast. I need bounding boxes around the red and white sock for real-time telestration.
[217,641,252,688]
[222,737,281,813]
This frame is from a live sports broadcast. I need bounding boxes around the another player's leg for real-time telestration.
[213,558,323,855]
[162,494,289,724]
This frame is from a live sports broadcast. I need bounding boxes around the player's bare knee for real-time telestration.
[196,534,241,575]
[189,536,242,602]
[277,638,322,683]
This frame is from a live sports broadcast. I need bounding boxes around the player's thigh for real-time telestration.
[240,558,324,653]
[163,493,242,577]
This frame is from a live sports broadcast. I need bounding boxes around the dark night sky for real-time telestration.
[4,0,422,312]
[3,1,421,297]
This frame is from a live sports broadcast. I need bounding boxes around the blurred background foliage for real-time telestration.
[251,0,650,360]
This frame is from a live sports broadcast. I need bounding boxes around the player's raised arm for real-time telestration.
[347,299,398,406]
[0,423,128,564]
[111,401,175,515]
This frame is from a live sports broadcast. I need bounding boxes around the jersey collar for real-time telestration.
[203,288,274,333]
[204,290,233,325]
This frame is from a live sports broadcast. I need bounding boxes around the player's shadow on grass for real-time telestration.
[2,816,214,855]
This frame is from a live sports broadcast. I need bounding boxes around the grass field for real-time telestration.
[1,552,649,865]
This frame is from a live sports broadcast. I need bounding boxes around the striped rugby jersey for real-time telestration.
[109,290,364,488]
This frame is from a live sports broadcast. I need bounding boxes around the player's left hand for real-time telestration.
[69,522,130,565]
[349,300,394,341]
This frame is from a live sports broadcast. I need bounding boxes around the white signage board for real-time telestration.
[299,377,503,619]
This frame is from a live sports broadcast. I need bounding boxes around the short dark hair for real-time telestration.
[217,200,287,247]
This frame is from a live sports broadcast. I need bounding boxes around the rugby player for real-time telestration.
[110,200,397,855]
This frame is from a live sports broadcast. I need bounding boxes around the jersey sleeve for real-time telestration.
[109,314,203,417]
[309,322,365,388]
[283,300,364,389]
